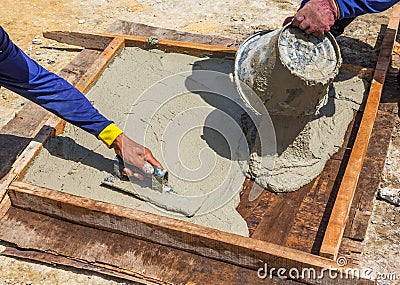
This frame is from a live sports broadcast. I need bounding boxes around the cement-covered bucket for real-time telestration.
[234,25,341,117]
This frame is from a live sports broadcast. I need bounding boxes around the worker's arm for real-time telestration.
[0,25,162,176]
[305,0,399,19]
[292,0,399,35]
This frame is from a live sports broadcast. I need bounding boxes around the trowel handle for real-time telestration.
[114,155,167,178]
[153,166,168,179]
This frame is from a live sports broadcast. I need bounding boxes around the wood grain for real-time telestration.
[0,104,49,179]
[1,247,154,285]
[6,181,374,284]
[319,5,400,260]
[0,194,11,220]
[1,19,394,283]
[105,20,241,47]
[237,107,359,253]
[74,37,125,92]
[342,70,399,245]
[44,31,238,58]
[1,207,286,285]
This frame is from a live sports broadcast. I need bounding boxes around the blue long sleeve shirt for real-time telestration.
[0,25,112,137]
[301,0,399,19]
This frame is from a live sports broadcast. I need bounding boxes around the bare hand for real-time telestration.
[292,0,338,36]
[283,16,294,26]
[112,133,163,179]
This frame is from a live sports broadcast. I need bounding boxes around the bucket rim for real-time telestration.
[233,29,279,115]
[277,24,342,85]
[233,25,342,115]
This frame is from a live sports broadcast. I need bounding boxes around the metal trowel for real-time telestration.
[108,155,177,194]
[101,155,202,217]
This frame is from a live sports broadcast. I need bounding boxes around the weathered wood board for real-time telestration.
[320,5,400,259]
[0,182,373,285]
[0,12,398,283]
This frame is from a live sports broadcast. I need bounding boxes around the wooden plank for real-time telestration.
[331,110,363,162]
[237,179,260,219]
[380,70,400,112]
[0,116,70,203]
[250,184,310,245]
[237,180,279,235]
[45,30,382,72]
[0,21,388,280]
[74,37,125,92]
[0,207,305,285]
[239,102,356,251]
[0,194,11,220]
[58,49,102,84]
[105,20,240,47]
[239,168,347,243]
[344,109,397,241]
[6,181,373,285]
[44,31,238,58]
[244,190,278,236]
[240,142,344,252]
[0,125,56,204]
[338,237,364,266]
[319,5,400,260]
[344,175,380,241]
[285,159,342,253]
[1,247,153,285]
[0,104,49,137]
[43,31,113,50]
[246,192,277,236]
[237,64,370,247]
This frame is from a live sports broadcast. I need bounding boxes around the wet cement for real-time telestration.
[23,47,250,236]
[249,70,368,192]
[235,27,366,193]
[235,28,341,117]
[22,48,368,234]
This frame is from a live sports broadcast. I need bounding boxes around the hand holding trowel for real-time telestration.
[111,133,164,180]
[105,154,177,194]
[101,134,203,217]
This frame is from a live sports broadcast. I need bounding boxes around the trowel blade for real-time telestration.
[101,175,201,217]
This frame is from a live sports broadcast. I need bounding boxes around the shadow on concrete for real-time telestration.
[0,134,31,180]
[42,136,114,174]
[186,56,368,157]
[336,35,379,68]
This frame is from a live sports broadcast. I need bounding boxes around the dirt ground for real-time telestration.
[0,0,399,284]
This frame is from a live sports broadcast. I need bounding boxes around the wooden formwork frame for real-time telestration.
[320,7,400,259]
[0,6,398,284]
